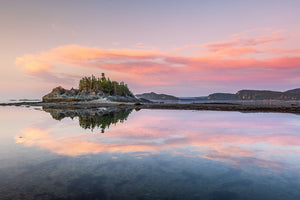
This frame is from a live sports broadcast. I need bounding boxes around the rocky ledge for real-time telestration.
[42,86,138,103]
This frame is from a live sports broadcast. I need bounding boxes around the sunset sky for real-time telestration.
[1,0,300,98]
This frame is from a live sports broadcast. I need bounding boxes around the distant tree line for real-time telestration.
[78,73,134,97]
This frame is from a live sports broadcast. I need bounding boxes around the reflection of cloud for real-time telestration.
[15,111,300,175]
[15,29,300,90]
[203,152,284,173]
[15,127,182,156]
[15,128,51,144]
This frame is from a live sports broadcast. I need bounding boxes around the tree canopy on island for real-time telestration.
[78,73,134,97]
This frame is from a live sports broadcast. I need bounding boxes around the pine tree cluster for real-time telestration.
[78,73,134,97]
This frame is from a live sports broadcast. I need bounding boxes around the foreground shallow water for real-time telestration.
[0,106,300,200]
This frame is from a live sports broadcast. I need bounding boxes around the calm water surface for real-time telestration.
[0,106,300,200]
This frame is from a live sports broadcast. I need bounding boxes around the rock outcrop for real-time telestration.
[42,86,138,102]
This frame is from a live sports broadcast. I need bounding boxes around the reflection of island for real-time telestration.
[79,109,132,132]
[43,107,132,133]
[14,110,300,175]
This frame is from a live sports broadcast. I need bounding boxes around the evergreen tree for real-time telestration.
[78,74,134,97]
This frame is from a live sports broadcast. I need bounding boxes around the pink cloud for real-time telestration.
[269,48,300,54]
[203,40,237,49]
[15,30,300,93]
[241,35,284,46]
[202,32,286,57]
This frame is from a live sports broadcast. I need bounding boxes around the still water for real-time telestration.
[0,106,300,200]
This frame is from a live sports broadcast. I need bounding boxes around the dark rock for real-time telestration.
[134,102,142,106]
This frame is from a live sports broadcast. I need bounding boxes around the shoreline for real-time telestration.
[1,101,300,114]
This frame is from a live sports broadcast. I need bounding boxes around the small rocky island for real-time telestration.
[43,74,138,102]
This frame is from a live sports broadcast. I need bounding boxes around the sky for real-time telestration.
[0,0,300,98]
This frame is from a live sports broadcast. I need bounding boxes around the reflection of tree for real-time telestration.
[79,109,132,133]
[43,107,132,133]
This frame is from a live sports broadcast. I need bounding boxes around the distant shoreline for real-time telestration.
[1,101,300,114]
